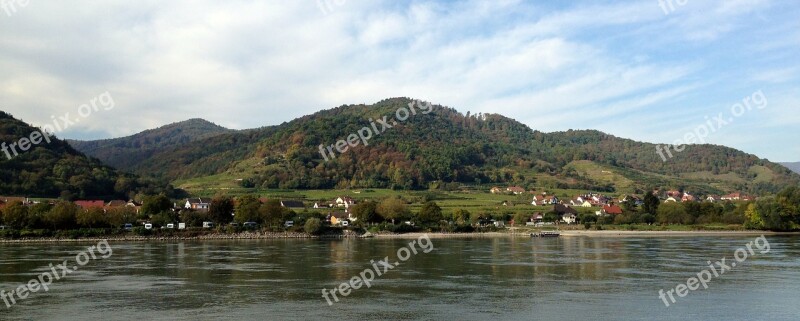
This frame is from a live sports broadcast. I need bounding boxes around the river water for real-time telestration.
[1,236,798,320]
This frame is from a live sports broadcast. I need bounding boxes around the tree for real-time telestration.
[578,213,597,224]
[43,201,78,230]
[106,207,134,228]
[643,192,660,215]
[351,201,380,224]
[453,209,471,225]
[234,195,262,224]
[415,201,443,226]
[656,202,692,225]
[377,198,409,224]
[1,201,28,229]
[513,212,530,226]
[744,198,788,231]
[304,218,323,235]
[142,194,172,216]
[76,207,106,228]
[209,196,234,225]
[543,211,559,223]
[261,199,288,227]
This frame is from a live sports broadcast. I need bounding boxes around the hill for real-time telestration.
[780,162,800,175]
[0,111,177,199]
[68,118,233,172]
[69,98,800,196]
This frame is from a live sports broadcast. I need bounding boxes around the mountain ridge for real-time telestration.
[66,98,800,196]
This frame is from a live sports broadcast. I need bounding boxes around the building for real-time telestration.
[280,200,306,209]
[185,198,210,211]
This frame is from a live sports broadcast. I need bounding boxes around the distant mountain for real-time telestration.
[781,162,800,174]
[83,98,800,196]
[0,111,175,198]
[69,119,233,173]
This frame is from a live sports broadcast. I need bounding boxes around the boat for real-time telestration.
[531,231,560,238]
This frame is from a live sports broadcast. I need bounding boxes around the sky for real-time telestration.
[0,0,798,162]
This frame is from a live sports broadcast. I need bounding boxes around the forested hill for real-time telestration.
[75,98,800,196]
[0,111,176,199]
[68,118,233,172]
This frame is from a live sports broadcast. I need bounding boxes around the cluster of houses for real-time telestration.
[489,186,755,225]
[0,196,142,213]
[183,196,359,227]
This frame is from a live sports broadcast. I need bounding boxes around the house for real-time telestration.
[664,197,679,203]
[313,202,326,209]
[601,205,623,216]
[562,213,577,224]
[74,200,105,210]
[106,200,127,208]
[666,190,683,199]
[721,193,751,201]
[280,200,306,209]
[507,186,526,195]
[0,196,28,205]
[185,198,210,211]
[681,193,696,202]
[553,204,578,216]
[706,195,721,203]
[570,199,593,207]
[335,196,355,208]
[620,195,644,206]
[531,195,559,206]
[490,187,503,194]
[328,212,349,226]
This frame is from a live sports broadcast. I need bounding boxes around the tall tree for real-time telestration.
[643,192,660,215]
[351,201,380,224]
[209,196,234,224]
[415,201,443,225]
[377,198,409,224]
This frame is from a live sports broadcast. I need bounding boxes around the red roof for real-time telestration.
[74,200,105,208]
[603,205,623,215]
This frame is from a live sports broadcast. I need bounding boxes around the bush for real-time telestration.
[132,227,153,236]
[304,218,323,235]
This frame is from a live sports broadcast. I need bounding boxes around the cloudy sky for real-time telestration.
[1,0,798,161]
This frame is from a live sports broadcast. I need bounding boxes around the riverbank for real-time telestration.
[1,230,797,243]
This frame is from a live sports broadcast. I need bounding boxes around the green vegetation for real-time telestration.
[57,98,798,196]
[68,118,233,173]
[0,111,180,199]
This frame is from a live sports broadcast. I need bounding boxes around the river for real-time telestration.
[1,236,798,320]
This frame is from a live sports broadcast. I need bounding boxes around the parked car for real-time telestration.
[178,223,186,230]
[0,225,6,230]
[123,223,133,231]
[166,223,175,229]
[203,222,215,228]
[243,222,258,229]
[144,223,153,230]
[230,223,240,228]
[284,221,294,228]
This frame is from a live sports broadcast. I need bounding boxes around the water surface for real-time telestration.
[1,236,798,320]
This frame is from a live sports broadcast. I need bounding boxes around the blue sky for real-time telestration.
[0,0,798,161]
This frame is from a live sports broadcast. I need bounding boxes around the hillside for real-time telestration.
[68,118,233,172]
[0,111,176,199]
[780,162,800,175]
[80,98,800,196]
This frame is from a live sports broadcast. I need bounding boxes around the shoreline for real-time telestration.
[1,230,797,243]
